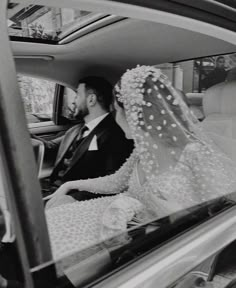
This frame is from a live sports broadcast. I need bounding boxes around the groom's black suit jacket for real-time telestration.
[50,113,133,183]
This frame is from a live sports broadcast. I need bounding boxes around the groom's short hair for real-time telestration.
[79,76,113,111]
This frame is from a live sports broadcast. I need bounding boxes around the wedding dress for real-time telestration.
[46,151,148,260]
[46,141,236,260]
[46,66,236,261]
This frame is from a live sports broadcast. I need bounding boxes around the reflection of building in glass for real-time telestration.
[190,54,236,92]
[154,63,183,91]
[155,54,236,95]
[201,56,227,89]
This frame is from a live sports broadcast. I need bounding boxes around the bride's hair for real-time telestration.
[113,81,123,108]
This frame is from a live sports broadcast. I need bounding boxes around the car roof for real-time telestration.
[11,0,236,87]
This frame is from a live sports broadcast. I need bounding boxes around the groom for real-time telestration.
[40,76,133,199]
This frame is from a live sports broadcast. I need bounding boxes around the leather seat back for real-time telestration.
[202,81,236,162]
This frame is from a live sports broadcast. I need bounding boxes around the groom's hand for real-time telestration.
[43,182,71,201]
[44,182,77,209]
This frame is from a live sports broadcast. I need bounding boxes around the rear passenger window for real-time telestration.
[156,53,236,120]
[18,74,56,124]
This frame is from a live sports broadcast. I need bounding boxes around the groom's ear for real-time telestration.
[87,93,97,107]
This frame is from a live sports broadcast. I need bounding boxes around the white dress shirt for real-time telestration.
[82,113,109,138]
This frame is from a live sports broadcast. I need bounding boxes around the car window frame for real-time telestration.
[0,1,55,287]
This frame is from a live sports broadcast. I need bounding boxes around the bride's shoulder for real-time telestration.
[181,142,204,157]
[180,141,209,163]
[184,142,204,152]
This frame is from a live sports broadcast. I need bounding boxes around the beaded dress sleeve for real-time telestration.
[77,151,138,195]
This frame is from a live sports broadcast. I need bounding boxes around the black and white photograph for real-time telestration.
[1,1,236,287]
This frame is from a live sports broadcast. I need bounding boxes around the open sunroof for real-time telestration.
[8,2,107,44]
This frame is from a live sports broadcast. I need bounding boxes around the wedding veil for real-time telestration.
[115,65,236,210]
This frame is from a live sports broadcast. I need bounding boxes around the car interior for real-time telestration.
[11,13,236,178]
[3,1,236,287]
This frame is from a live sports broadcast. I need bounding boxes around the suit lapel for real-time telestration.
[67,114,112,170]
[55,124,81,167]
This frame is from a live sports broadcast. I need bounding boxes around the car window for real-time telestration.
[40,196,234,288]
[29,54,236,287]
[176,53,236,94]
[156,53,236,121]
[8,5,106,44]
[42,58,236,287]
[18,74,55,124]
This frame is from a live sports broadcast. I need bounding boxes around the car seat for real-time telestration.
[201,81,236,163]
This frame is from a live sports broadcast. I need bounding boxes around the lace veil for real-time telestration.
[115,65,236,211]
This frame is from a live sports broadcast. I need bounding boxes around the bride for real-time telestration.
[45,65,236,260]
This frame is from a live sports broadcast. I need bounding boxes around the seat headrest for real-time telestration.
[203,80,236,116]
